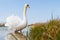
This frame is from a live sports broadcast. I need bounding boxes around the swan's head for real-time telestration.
[25,4,30,8]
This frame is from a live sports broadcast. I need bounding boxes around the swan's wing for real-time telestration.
[5,15,22,29]
[12,20,27,31]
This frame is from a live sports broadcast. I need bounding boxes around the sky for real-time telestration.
[0,0,60,24]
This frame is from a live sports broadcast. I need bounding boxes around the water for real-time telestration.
[0,27,8,40]
[0,27,29,40]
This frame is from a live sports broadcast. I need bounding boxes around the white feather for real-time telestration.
[5,15,22,30]
[5,4,30,40]
[5,4,30,31]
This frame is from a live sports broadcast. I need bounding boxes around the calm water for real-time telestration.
[0,27,29,40]
[0,27,9,40]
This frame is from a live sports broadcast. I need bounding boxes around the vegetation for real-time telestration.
[28,19,60,40]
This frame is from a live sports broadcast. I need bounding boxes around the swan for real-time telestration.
[5,4,30,32]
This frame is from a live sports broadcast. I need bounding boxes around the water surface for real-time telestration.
[0,27,9,40]
[0,27,29,40]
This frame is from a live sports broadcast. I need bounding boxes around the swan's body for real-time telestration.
[5,4,30,40]
[5,15,22,29]
[5,4,30,32]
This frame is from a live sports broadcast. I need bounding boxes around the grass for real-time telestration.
[28,19,60,40]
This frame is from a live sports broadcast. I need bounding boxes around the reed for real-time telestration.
[28,19,60,40]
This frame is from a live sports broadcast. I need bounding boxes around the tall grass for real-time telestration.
[28,19,60,40]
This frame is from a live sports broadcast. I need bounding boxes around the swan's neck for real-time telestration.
[23,7,27,21]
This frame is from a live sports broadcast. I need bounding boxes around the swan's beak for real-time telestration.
[28,6,30,8]
[27,4,30,8]
[29,7,30,8]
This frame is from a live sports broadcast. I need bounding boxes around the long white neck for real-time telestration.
[23,6,27,22]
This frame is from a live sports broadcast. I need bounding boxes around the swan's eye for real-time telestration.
[27,5,29,7]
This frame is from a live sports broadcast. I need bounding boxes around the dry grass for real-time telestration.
[28,19,60,40]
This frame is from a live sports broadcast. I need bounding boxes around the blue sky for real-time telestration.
[0,0,60,24]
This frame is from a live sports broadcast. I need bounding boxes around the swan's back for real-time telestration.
[5,15,22,29]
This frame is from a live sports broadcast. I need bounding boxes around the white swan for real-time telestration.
[5,4,30,32]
